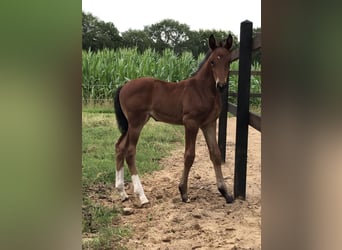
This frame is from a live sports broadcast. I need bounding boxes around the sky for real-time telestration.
[82,0,261,38]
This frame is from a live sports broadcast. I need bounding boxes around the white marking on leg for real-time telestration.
[132,175,149,204]
[115,168,128,201]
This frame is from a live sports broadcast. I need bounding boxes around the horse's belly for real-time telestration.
[150,110,183,125]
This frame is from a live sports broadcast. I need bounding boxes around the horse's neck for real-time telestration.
[191,65,217,93]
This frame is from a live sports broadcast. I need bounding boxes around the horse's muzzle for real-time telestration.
[215,78,227,89]
[217,84,227,93]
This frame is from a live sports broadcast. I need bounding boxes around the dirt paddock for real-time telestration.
[114,117,261,250]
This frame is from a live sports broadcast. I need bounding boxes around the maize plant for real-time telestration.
[82,48,261,107]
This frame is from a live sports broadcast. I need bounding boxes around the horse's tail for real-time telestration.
[114,86,128,134]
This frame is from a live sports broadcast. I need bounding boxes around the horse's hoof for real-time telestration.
[225,195,234,204]
[139,201,151,208]
[121,197,129,202]
[181,196,190,203]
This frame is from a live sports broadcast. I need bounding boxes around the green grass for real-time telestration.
[82,196,129,249]
[82,109,184,249]
[82,101,114,113]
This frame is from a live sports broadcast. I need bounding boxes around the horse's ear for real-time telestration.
[209,34,217,50]
[224,34,233,50]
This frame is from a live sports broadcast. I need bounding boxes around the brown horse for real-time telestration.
[114,34,234,206]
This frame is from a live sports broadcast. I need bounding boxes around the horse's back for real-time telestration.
[121,77,156,97]
[120,77,174,103]
[119,77,184,124]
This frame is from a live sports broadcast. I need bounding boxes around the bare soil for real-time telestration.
[114,117,261,250]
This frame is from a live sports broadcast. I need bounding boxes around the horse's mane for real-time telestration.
[190,50,212,77]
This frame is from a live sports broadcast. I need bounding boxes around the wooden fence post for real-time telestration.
[234,20,253,199]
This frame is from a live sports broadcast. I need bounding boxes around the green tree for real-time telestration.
[82,12,97,50]
[187,30,238,58]
[121,29,152,53]
[96,21,122,50]
[82,11,122,51]
[144,19,191,54]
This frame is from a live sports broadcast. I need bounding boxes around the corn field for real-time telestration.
[82,48,261,106]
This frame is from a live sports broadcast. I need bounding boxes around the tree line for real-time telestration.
[82,12,260,63]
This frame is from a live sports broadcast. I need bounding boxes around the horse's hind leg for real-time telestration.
[115,133,129,201]
[125,119,149,205]
[201,122,233,203]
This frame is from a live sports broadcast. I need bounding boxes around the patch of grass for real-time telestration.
[82,112,118,187]
[82,101,114,113]
[82,197,130,249]
[135,120,184,176]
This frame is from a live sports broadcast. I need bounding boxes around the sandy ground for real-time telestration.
[108,117,261,250]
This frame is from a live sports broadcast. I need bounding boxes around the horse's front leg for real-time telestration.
[179,120,199,202]
[201,122,234,203]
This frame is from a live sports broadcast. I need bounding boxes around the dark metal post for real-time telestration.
[234,21,253,199]
[218,79,229,163]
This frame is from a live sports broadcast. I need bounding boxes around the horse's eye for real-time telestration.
[210,61,214,66]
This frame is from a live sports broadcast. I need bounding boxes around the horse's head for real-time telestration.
[208,34,233,89]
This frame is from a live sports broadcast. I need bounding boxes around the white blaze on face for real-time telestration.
[214,55,227,87]
[132,174,149,204]
[115,168,128,200]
